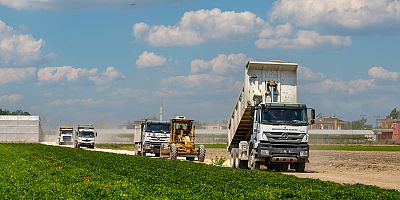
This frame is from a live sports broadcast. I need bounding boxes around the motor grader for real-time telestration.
[160,116,205,162]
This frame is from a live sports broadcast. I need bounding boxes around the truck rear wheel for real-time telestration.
[198,145,205,162]
[295,162,305,172]
[170,144,177,160]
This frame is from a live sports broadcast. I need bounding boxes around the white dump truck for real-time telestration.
[228,60,315,172]
[57,125,73,145]
[136,120,171,157]
[74,124,97,149]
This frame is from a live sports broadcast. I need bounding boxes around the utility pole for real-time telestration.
[159,104,163,121]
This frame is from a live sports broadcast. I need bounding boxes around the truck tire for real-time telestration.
[239,160,248,169]
[154,146,162,157]
[170,144,177,160]
[295,162,305,172]
[198,145,205,162]
[230,149,237,168]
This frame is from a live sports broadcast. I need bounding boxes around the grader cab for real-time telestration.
[161,116,205,162]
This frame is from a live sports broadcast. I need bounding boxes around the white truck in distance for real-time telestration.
[136,120,171,157]
[57,125,73,145]
[74,125,97,149]
[228,60,315,172]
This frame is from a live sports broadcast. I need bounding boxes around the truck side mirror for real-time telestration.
[96,132,98,137]
[311,109,316,124]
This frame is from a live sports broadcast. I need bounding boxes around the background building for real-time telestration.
[0,115,40,143]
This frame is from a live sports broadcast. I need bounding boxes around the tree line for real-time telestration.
[0,108,31,116]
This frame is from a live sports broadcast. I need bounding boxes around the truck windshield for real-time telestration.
[61,130,73,135]
[146,123,170,133]
[80,131,95,138]
[262,108,308,126]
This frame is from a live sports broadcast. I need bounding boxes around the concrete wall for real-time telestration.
[195,129,227,144]
[309,129,375,144]
[0,115,40,143]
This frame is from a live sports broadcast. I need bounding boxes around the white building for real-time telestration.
[0,115,40,143]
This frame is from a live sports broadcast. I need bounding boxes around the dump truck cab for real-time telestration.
[74,125,97,149]
[228,60,315,171]
[137,120,171,157]
[57,125,73,145]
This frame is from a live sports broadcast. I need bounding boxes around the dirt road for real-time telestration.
[206,148,400,191]
[41,142,400,191]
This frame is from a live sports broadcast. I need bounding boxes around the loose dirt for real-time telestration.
[205,148,400,191]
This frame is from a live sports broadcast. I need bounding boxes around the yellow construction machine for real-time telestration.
[161,116,205,162]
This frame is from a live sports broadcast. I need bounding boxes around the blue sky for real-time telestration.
[1,0,399,127]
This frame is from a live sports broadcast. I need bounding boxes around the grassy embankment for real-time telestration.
[0,143,399,199]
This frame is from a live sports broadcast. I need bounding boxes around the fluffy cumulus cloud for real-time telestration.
[191,53,249,74]
[136,51,166,68]
[368,66,399,80]
[133,8,266,46]
[159,53,248,97]
[298,66,326,81]
[270,0,400,31]
[304,79,375,94]
[37,66,97,82]
[0,67,36,85]
[88,66,124,87]
[0,20,44,66]
[0,0,175,10]
[256,26,352,49]
[37,66,124,87]
[0,93,22,103]
[49,98,104,106]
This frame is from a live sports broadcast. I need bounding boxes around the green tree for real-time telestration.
[387,108,399,119]
[342,117,373,130]
[0,108,30,116]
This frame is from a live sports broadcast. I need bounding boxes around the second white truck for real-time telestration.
[136,120,171,157]
[74,124,97,149]
[228,60,315,172]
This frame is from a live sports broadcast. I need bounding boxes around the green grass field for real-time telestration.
[96,144,134,150]
[310,145,400,151]
[0,144,399,199]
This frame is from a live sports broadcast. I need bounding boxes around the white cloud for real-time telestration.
[136,51,166,68]
[298,66,326,81]
[0,93,22,103]
[0,67,36,85]
[133,8,266,46]
[0,0,178,10]
[88,66,124,87]
[37,66,123,87]
[303,79,375,94]
[270,0,400,31]
[37,66,97,82]
[368,66,399,80]
[0,20,45,66]
[256,30,351,49]
[191,53,249,74]
[49,98,104,106]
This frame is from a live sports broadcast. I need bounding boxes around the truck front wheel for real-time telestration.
[198,145,205,162]
[170,144,177,160]
[294,162,305,172]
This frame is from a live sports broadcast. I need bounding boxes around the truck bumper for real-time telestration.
[78,142,95,147]
[256,143,309,163]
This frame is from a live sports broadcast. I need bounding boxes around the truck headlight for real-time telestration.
[260,150,269,156]
[300,151,308,157]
